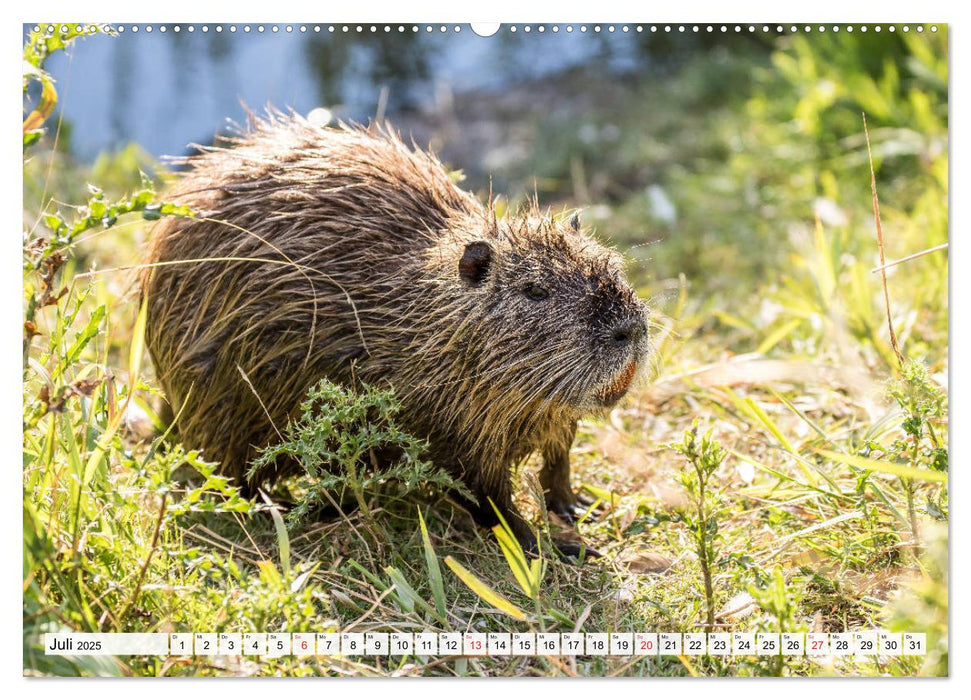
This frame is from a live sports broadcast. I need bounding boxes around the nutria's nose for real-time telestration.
[611,318,647,347]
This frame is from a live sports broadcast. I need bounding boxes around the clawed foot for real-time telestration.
[549,490,607,525]
[519,534,601,563]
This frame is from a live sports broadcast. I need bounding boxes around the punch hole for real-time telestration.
[471,22,502,38]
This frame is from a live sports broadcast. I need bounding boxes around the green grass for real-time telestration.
[23,25,947,677]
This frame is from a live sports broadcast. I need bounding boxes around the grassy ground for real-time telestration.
[23,26,948,677]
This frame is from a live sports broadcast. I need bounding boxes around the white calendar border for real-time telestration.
[8,0,962,694]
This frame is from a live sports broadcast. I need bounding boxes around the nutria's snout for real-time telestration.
[609,316,648,348]
[597,313,650,406]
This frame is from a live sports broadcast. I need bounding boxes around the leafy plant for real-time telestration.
[667,423,728,629]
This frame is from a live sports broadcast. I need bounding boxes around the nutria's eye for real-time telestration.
[524,283,550,301]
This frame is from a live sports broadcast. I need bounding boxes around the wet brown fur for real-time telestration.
[142,111,649,549]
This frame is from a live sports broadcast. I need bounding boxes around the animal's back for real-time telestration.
[143,115,481,484]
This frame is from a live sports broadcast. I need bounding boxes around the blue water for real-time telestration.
[34,25,644,161]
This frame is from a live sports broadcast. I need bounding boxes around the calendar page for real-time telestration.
[20,8,949,680]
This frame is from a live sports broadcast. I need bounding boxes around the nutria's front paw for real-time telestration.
[549,491,605,524]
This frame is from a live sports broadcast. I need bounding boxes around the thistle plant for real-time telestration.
[250,379,470,528]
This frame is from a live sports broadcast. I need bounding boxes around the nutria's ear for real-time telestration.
[568,211,581,233]
[459,241,492,285]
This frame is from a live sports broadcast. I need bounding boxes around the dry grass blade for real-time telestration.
[863,112,905,365]
[871,243,949,273]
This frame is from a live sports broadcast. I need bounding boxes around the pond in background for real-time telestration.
[34,25,652,161]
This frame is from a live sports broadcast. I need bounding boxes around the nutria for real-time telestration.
[142,111,650,557]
